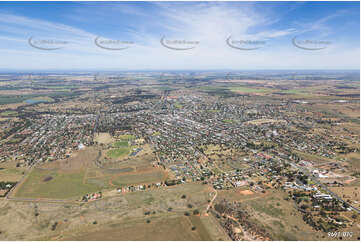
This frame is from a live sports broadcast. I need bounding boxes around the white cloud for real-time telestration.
[0,3,358,70]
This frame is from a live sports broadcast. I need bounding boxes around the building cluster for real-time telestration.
[0,114,95,166]
[0,92,358,221]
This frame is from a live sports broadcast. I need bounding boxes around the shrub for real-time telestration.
[193,209,200,215]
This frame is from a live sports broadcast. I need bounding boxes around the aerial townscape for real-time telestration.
[0,70,359,240]
[0,1,360,241]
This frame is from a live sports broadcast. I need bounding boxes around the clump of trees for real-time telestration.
[51,222,58,231]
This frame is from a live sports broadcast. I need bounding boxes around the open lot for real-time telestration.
[63,216,207,241]
[0,167,24,182]
[111,169,167,186]
[94,133,114,145]
[329,185,360,209]
[13,148,102,199]
[0,182,228,241]
[340,152,360,172]
[14,168,101,199]
[240,190,329,241]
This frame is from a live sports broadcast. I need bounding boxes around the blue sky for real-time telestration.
[0,1,359,70]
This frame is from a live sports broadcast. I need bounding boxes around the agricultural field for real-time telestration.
[0,92,69,105]
[229,86,270,94]
[0,110,18,117]
[24,96,54,104]
[0,95,35,105]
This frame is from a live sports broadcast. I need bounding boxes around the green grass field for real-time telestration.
[117,134,135,140]
[107,147,131,159]
[107,135,136,158]
[15,168,101,199]
[113,140,129,147]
